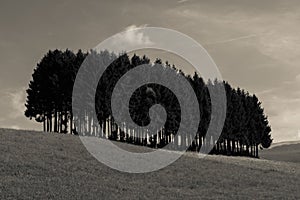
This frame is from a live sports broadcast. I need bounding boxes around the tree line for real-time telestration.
[25,49,272,158]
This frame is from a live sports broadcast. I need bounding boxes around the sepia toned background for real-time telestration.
[0,0,300,142]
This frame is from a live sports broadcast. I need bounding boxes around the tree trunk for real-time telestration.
[227,139,231,155]
[54,110,58,132]
[104,119,107,138]
[59,112,63,133]
[43,116,46,132]
[246,145,250,156]
[216,142,220,153]
[239,142,243,154]
[46,116,49,132]
[49,115,52,132]
[70,112,73,134]
[65,111,68,133]
[256,144,259,158]
[232,140,235,154]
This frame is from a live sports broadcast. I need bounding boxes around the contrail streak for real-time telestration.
[205,34,257,45]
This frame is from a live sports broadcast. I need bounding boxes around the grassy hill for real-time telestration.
[260,141,300,163]
[0,128,299,199]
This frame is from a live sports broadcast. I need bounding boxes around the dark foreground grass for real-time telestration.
[0,128,299,199]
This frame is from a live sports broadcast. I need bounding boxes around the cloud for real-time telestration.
[10,88,26,119]
[0,87,41,130]
[1,87,27,119]
[177,0,189,3]
[123,24,153,45]
[258,33,300,67]
[256,75,300,142]
[117,24,154,46]
[296,74,300,82]
[170,9,201,19]
[102,24,155,54]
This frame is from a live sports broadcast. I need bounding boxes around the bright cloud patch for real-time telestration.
[9,87,26,119]
[107,25,154,52]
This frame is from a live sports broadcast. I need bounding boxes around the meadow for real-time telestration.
[0,129,299,199]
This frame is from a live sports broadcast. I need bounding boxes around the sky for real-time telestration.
[0,0,300,142]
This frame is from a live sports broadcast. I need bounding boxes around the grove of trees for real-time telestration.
[25,49,272,158]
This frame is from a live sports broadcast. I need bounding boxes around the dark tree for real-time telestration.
[25,49,272,158]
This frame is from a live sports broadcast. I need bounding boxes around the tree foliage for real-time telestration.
[25,49,273,158]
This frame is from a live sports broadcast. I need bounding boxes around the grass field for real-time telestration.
[260,142,300,163]
[0,128,299,199]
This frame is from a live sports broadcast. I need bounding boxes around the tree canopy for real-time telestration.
[25,49,272,158]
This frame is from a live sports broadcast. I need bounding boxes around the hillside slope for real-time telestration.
[0,129,299,199]
[260,142,300,163]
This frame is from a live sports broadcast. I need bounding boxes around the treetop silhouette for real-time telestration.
[25,49,272,158]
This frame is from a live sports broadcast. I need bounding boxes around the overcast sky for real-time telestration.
[0,0,300,142]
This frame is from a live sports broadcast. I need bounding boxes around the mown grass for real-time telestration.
[0,129,299,199]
